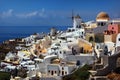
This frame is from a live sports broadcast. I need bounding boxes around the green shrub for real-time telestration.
[0,71,11,80]
[63,64,91,80]
[95,33,104,43]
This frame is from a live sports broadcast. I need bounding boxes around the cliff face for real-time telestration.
[107,73,120,80]
[94,51,120,76]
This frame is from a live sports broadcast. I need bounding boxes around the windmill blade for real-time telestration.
[67,10,75,20]
[72,10,74,20]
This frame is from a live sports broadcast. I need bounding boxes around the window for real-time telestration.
[72,29,75,32]
[76,25,79,28]
[65,71,67,74]
[59,70,60,74]
[62,71,64,75]
[79,25,81,28]
[51,71,54,75]
[112,27,114,29]
[119,38,120,41]
[55,53,57,55]
[98,23,100,26]
[62,67,64,70]
[101,22,104,26]
[81,36,83,38]
[69,29,71,32]
[55,71,57,73]
[48,70,50,73]
[60,51,61,54]
[38,46,40,49]
[97,46,99,49]
[81,32,83,34]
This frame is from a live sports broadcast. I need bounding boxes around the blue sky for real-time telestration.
[0,0,119,26]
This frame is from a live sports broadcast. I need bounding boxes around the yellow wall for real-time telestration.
[104,34,117,43]
[78,39,93,53]
[85,33,95,42]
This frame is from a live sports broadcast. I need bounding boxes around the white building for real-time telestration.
[116,33,120,51]
[47,61,76,76]
[24,36,35,46]
[5,52,16,61]
[109,18,120,24]
[66,14,85,39]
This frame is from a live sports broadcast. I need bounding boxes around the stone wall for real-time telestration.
[104,34,117,43]
[66,55,94,65]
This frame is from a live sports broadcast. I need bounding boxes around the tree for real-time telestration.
[17,67,27,78]
[0,53,6,69]
[63,64,91,80]
[0,71,11,80]
[39,54,44,59]
[95,33,104,43]
[11,67,18,78]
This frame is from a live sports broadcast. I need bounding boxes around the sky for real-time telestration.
[0,0,120,26]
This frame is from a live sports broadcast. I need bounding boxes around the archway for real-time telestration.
[89,36,94,42]
[51,71,54,75]
[62,71,64,75]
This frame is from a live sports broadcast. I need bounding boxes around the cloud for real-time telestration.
[0,9,13,18]
[0,8,71,26]
[38,8,47,17]
[16,8,47,18]
[0,8,68,19]
[16,11,38,18]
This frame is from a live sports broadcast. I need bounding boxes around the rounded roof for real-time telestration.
[74,14,81,19]
[44,55,57,60]
[52,59,60,62]
[96,12,110,20]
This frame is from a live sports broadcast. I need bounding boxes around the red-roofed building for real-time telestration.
[104,24,120,35]
[104,24,120,43]
[108,24,120,33]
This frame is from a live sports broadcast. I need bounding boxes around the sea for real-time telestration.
[0,26,69,43]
